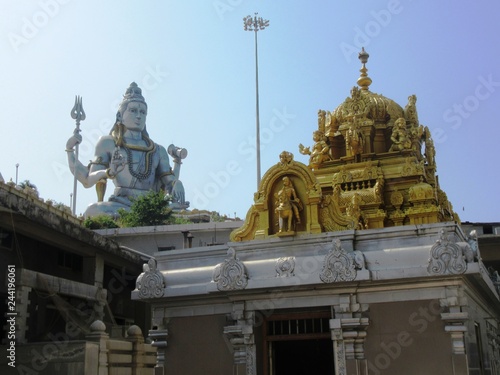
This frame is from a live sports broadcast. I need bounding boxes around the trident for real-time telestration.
[70,96,86,215]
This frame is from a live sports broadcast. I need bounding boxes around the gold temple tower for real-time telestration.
[232,48,457,241]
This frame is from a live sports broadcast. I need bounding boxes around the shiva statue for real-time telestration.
[66,82,188,217]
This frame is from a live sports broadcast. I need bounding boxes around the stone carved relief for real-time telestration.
[224,308,256,374]
[331,324,347,375]
[275,257,295,277]
[213,248,248,291]
[320,239,365,283]
[136,258,166,299]
[427,230,475,276]
[486,320,500,371]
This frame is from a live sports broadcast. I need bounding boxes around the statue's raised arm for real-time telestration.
[66,82,188,218]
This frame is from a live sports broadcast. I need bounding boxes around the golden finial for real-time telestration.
[357,47,372,90]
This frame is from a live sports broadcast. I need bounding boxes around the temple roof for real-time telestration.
[231,49,457,242]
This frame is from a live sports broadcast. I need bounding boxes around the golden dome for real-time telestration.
[331,88,404,126]
[330,48,404,126]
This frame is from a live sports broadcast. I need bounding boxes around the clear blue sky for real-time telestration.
[0,0,499,222]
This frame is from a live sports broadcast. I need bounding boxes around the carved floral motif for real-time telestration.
[136,258,166,299]
[213,248,248,291]
[275,257,295,277]
[320,239,365,283]
[427,230,475,276]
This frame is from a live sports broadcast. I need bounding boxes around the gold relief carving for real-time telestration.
[278,150,294,167]
[390,191,404,209]
[232,151,322,240]
[299,130,331,170]
[331,87,369,125]
[404,94,419,127]
[423,127,436,168]
[332,162,382,186]
[230,207,260,242]
[389,118,412,152]
[319,194,355,232]
[436,188,457,222]
[336,183,382,207]
[409,124,425,160]
[345,193,367,229]
[232,50,459,235]
[401,157,424,177]
[318,109,326,133]
[274,176,303,234]
[345,119,365,160]
[324,110,337,138]
[408,179,435,202]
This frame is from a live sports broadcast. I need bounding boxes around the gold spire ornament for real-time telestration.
[357,47,372,90]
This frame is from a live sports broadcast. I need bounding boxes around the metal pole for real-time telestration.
[72,143,79,214]
[254,28,261,189]
[244,13,269,191]
[15,164,19,185]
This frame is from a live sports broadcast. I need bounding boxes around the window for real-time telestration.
[57,251,83,271]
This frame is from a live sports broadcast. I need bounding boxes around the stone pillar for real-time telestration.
[331,294,370,375]
[16,285,31,344]
[83,255,106,321]
[440,288,469,375]
[149,328,168,375]
[86,320,109,375]
[330,318,348,375]
[127,325,146,375]
[223,303,256,375]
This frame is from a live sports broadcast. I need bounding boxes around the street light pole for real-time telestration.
[243,13,269,190]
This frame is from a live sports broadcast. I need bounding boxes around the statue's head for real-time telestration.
[111,82,150,143]
[116,82,148,122]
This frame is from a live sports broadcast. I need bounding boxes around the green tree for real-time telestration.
[83,215,120,230]
[210,211,227,222]
[118,190,173,227]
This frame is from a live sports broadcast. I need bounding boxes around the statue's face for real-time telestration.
[121,101,147,132]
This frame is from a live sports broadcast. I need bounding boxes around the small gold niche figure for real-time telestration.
[275,176,303,233]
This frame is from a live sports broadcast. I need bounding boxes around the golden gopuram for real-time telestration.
[232,48,457,241]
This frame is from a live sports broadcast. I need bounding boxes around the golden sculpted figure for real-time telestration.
[404,94,419,126]
[346,119,364,160]
[299,130,331,169]
[389,118,411,152]
[275,176,302,233]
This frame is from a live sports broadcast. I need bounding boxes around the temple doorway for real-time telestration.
[264,312,334,375]
[270,338,334,374]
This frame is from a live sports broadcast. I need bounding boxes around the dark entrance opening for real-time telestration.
[272,338,334,374]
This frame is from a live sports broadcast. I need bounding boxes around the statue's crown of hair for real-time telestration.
[122,82,147,106]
